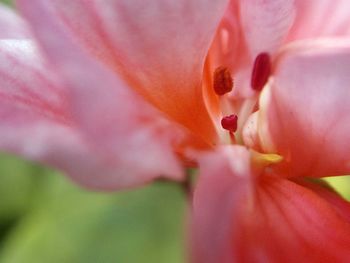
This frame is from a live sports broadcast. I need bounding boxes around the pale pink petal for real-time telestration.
[193,146,350,263]
[0,40,94,187]
[288,0,350,41]
[16,0,230,146]
[239,0,295,58]
[0,40,68,123]
[207,0,295,100]
[206,1,254,100]
[208,0,249,73]
[0,37,182,189]
[0,3,30,39]
[242,111,262,151]
[259,39,350,178]
[193,145,253,263]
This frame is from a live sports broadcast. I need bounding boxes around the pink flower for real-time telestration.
[1,0,350,262]
[193,1,350,262]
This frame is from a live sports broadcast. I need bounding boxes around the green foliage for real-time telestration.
[0,0,12,6]
[0,155,186,263]
[0,155,42,220]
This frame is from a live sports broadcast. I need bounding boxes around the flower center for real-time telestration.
[251,52,271,91]
[213,66,233,95]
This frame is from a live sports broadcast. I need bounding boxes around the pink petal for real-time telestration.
[206,1,255,100]
[288,0,350,41]
[208,0,249,74]
[193,146,350,263]
[207,0,295,100]
[193,145,253,263]
[239,0,295,58]
[0,37,182,189]
[0,3,30,39]
[0,40,90,185]
[259,39,350,177]
[295,178,350,223]
[242,111,262,151]
[17,0,230,146]
[0,40,68,124]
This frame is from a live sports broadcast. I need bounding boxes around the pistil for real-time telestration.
[221,114,238,144]
[221,114,238,133]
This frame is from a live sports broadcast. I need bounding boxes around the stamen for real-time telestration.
[251,52,271,91]
[221,114,238,132]
[213,66,233,95]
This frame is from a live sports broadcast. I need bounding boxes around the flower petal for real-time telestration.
[242,111,262,151]
[295,178,350,222]
[207,0,295,100]
[239,0,295,57]
[0,39,182,189]
[259,39,350,177]
[16,0,230,145]
[206,0,254,101]
[193,145,253,263]
[193,146,350,263]
[0,40,91,185]
[208,0,249,74]
[288,0,350,41]
[0,39,68,124]
[0,3,30,39]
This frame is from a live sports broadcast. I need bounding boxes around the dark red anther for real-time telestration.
[221,114,238,132]
[251,52,271,91]
[213,66,233,95]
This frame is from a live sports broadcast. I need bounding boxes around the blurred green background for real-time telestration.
[1,1,350,263]
[0,154,187,263]
[1,0,10,5]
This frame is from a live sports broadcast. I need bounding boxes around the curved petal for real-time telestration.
[288,0,350,41]
[16,0,230,146]
[206,2,255,102]
[294,178,350,222]
[0,39,183,189]
[239,0,295,58]
[207,0,295,100]
[193,145,253,263]
[193,146,350,263]
[259,39,350,177]
[0,3,31,39]
[208,0,249,74]
[242,111,262,151]
[0,40,68,123]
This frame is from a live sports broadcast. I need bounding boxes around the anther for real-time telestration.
[213,66,233,95]
[221,114,238,133]
[251,52,271,91]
